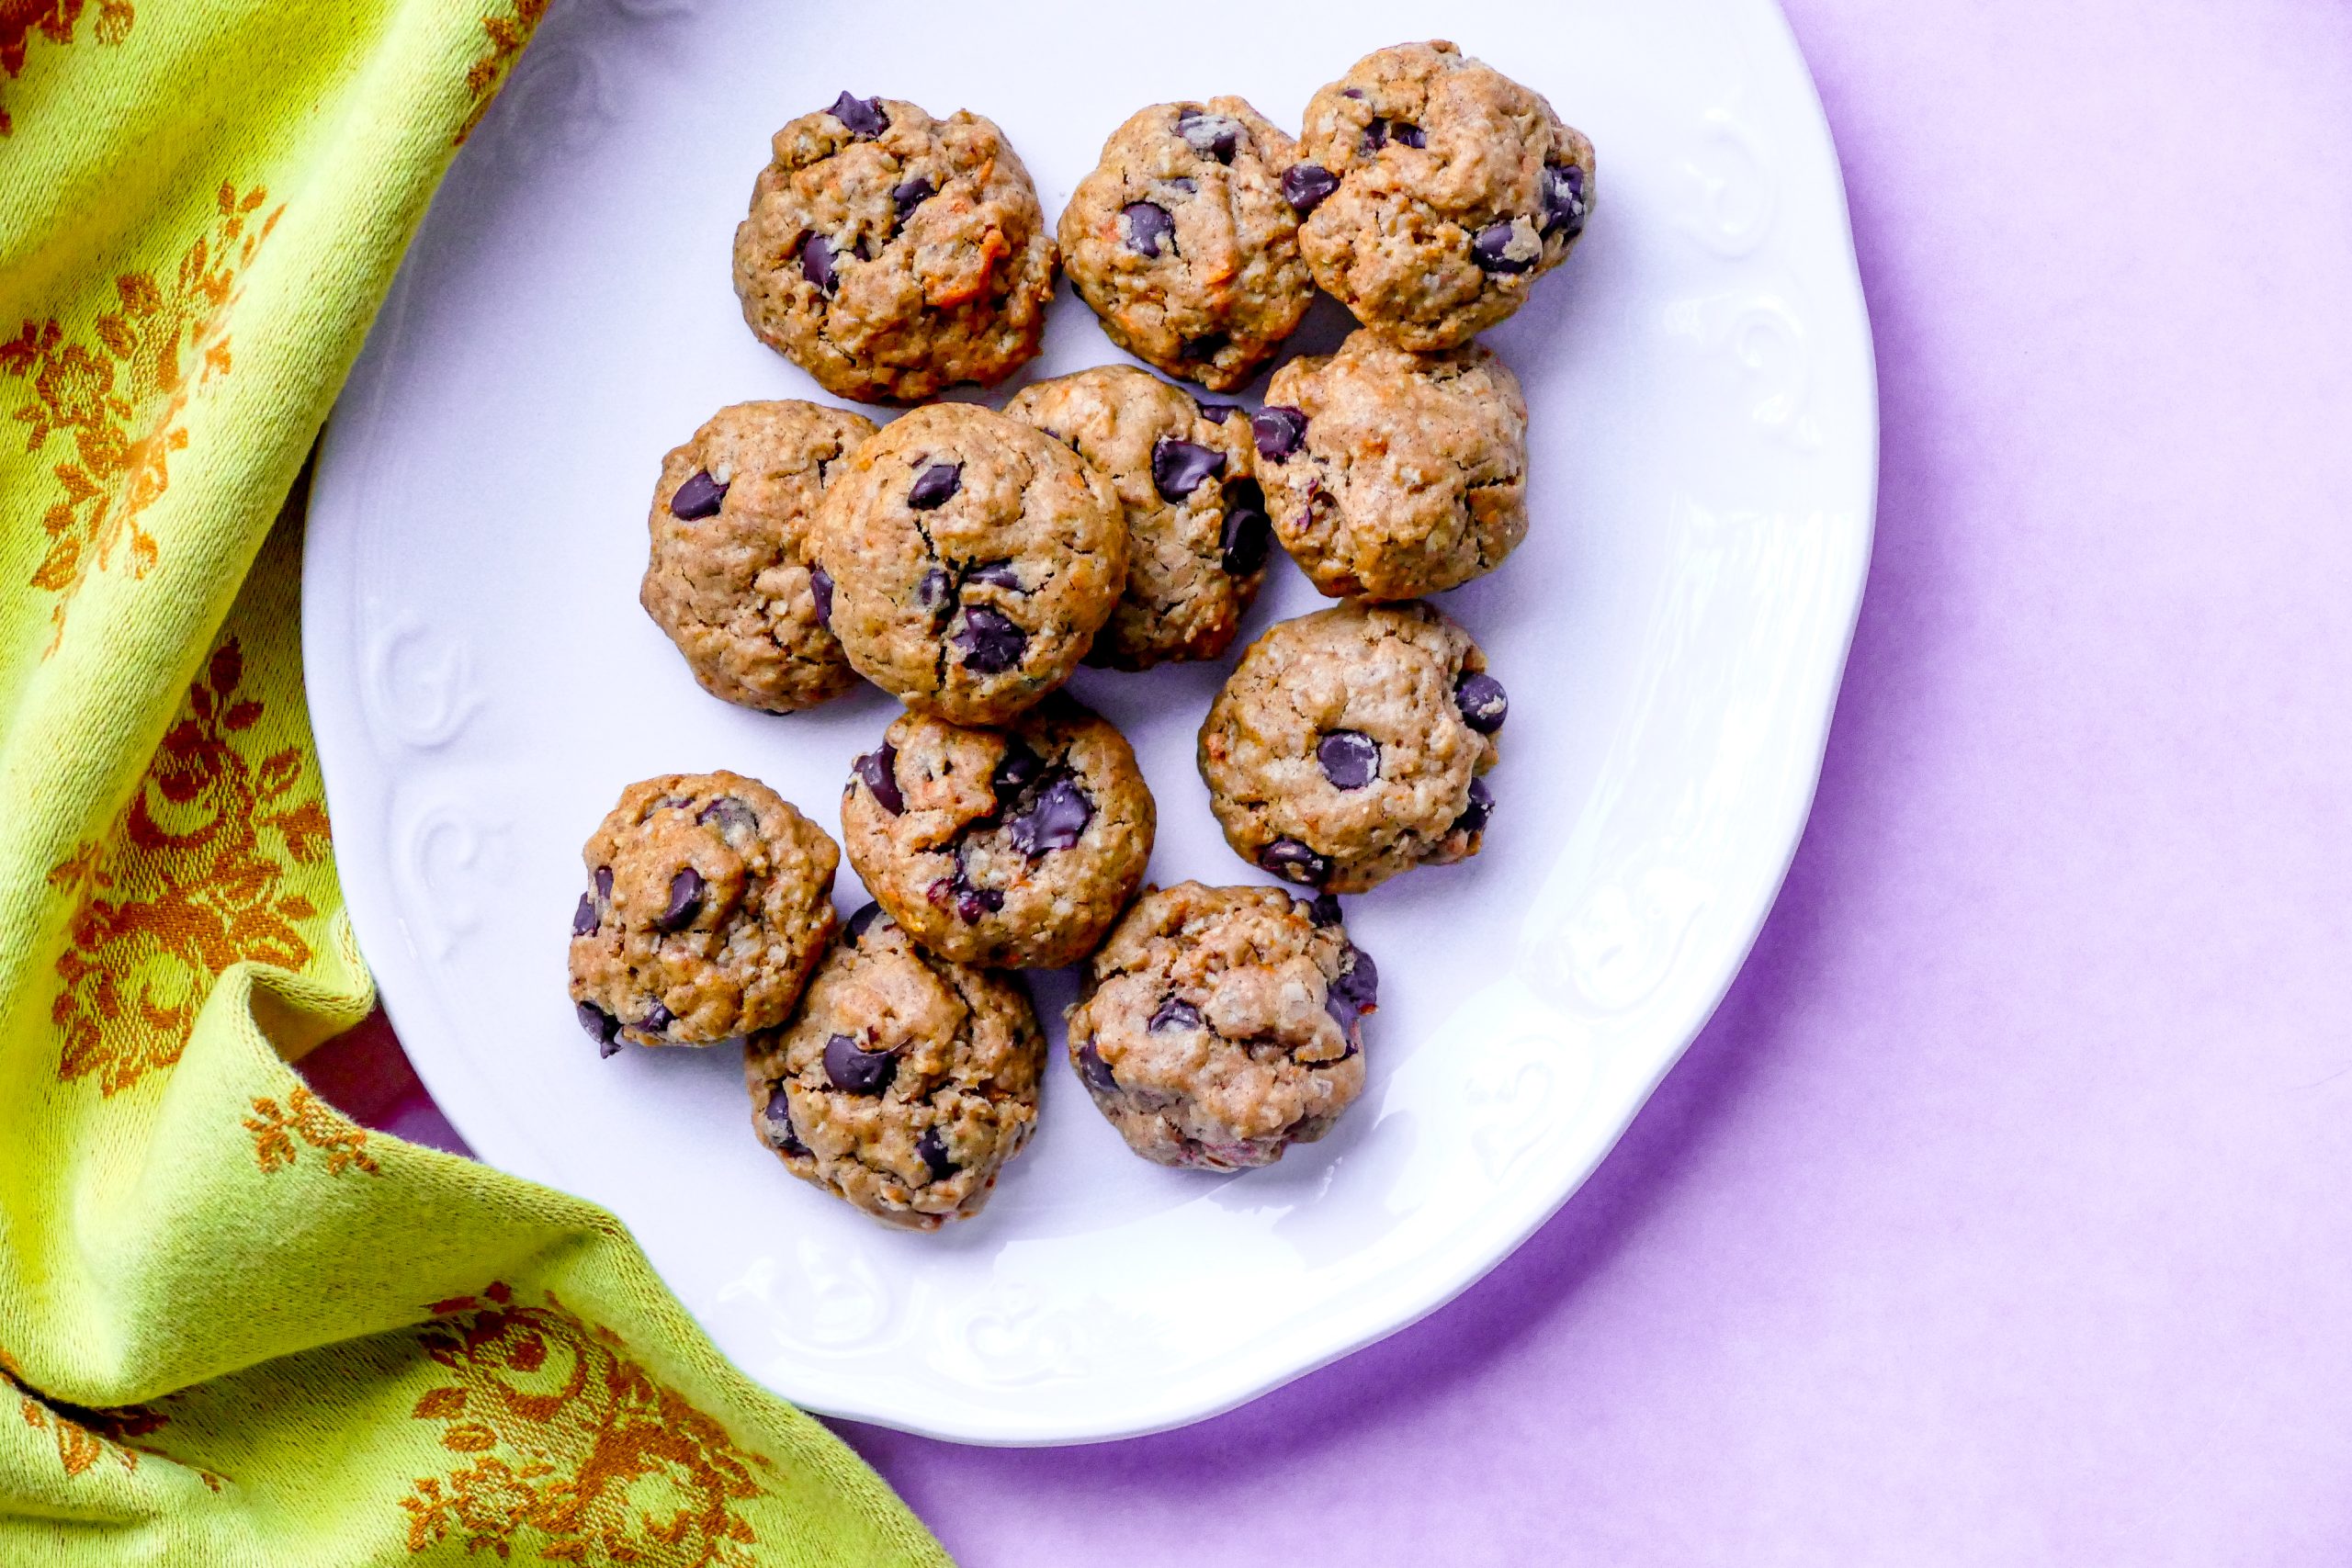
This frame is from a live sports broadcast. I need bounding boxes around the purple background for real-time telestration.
[312,0,2352,1559]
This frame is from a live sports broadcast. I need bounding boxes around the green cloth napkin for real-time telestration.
[0,4,951,1562]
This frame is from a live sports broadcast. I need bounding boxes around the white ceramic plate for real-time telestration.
[306,0,1874,1444]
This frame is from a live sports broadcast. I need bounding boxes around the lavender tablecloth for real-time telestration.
[307,1,2352,1558]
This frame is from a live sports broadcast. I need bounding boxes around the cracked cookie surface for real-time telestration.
[1065,882,1374,1169]
[1059,97,1312,391]
[809,402,1125,724]
[1004,366,1268,669]
[1198,601,1503,894]
[746,905,1044,1229]
[1294,40,1595,350]
[842,698,1155,969]
[1255,327,1528,601]
[570,773,840,1049]
[640,400,876,713]
[733,93,1057,402]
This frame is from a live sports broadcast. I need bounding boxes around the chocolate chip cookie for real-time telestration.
[1253,328,1527,600]
[640,400,876,713]
[1290,41,1596,350]
[570,773,840,1050]
[746,904,1044,1229]
[733,92,1057,402]
[1198,601,1503,893]
[1065,882,1374,1169]
[808,402,1125,724]
[1003,366,1269,669]
[1059,98,1313,391]
[842,698,1155,969]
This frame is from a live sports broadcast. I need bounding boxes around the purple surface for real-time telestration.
[314,1,2352,1559]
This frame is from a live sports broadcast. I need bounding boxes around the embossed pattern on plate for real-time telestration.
[305,0,1874,1444]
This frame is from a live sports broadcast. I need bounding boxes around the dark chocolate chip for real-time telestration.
[1178,111,1241,163]
[1220,479,1272,575]
[594,865,614,900]
[854,742,903,815]
[669,469,727,519]
[1149,996,1204,1032]
[891,175,935,221]
[698,795,756,836]
[1454,671,1509,732]
[828,91,888,138]
[1391,121,1426,149]
[571,893,598,936]
[1251,405,1308,461]
[576,999,621,1048]
[801,231,838,296]
[1183,332,1228,364]
[1306,893,1343,928]
[917,1126,957,1181]
[1317,729,1379,791]
[845,900,886,942]
[1340,87,1365,100]
[656,868,704,931]
[763,1088,808,1156]
[1329,943,1379,1016]
[641,1001,674,1032]
[1362,117,1389,154]
[1167,176,1198,196]
[1121,201,1174,258]
[952,606,1026,673]
[1282,163,1340,213]
[1006,773,1093,856]
[808,564,834,626]
[909,461,961,509]
[1541,163,1588,238]
[1260,837,1331,886]
[1472,220,1538,275]
[1454,775,1494,836]
[1197,402,1238,423]
[917,567,952,609]
[952,882,1005,923]
[824,1032,896,1095]
[991,739,1045,802]
[1077,1043,1117,1094]
[1150,437,1226,502]
[964,558,1023,590]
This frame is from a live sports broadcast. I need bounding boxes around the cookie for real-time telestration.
[1058,98,1313,391]
[1197,601,1503,893]
[570,773,840,1050]
[1065,882,1374,1170]
[1003,366,1269,669]
[1291,41,1595,350]
[747,905,1044,1229]
[733,93,1057,402]
[639,400,876,713]
[842,698,1155,969]
[808,402,1125,725]
[1254,328,1527,600]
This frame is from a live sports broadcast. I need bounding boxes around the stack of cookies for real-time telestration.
[566,41,1594,1231]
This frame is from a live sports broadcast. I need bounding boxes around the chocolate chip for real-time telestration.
[641,1001,674,1032]
[1121,201,1174,258]
[1317,730,1379,790]
[1252,405,1307,461]
[909,461,961,509]
[964,558,1023,590]
[1149,997,1204,1032]
[1197,403,1238,423]
[891,175,935,222]
[594,865,613,900]
[808,565,834,627]
[1391,122,1426,149]
[764,1088,808,1156]
[1150,437,1225,502]
[1454,671,1509,733]
[917,1126,957,1181]
[1219,479,1271,575]
[951,881,1005,923]
[1329,943,1379,1016]
[669,469,727,519]
[953,606,1026,673]
[656,868,704,931]
[1454,775,1494,836]
[1282,163,1339,213]
[828,91,888,138]
[1362,118,1389,154]
[1260,838,1331,886]
[1183,332,1228,364]
[1006,773,1093,856]
[854,742,903,815]
[697,795,756,836]
[1077,1043,1117,1093]
[576,999,620,1048]
[801,232,838,296]
[917,567,952,609]
[1177,110,1241,163]
[824,1032,896,1095]
[1167,176,1198,196]
[1306,892,1343,928]
[1472,220,1538,275]
[571,893,597,936]
[1340,87,1365,100]
[991,739,1044,802]
[1541,163,1588,238]
[845,900,885,942]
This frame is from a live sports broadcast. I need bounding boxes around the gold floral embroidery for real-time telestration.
[245,1087,380,1177]
[0,0,134,136]
[455,0,548,146]
[3,182,280,651]
[401,1283,770,1565]
[2,1348,166,1480]
[47,637,333,1097]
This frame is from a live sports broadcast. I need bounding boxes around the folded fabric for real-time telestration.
[0,3,949,1562]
